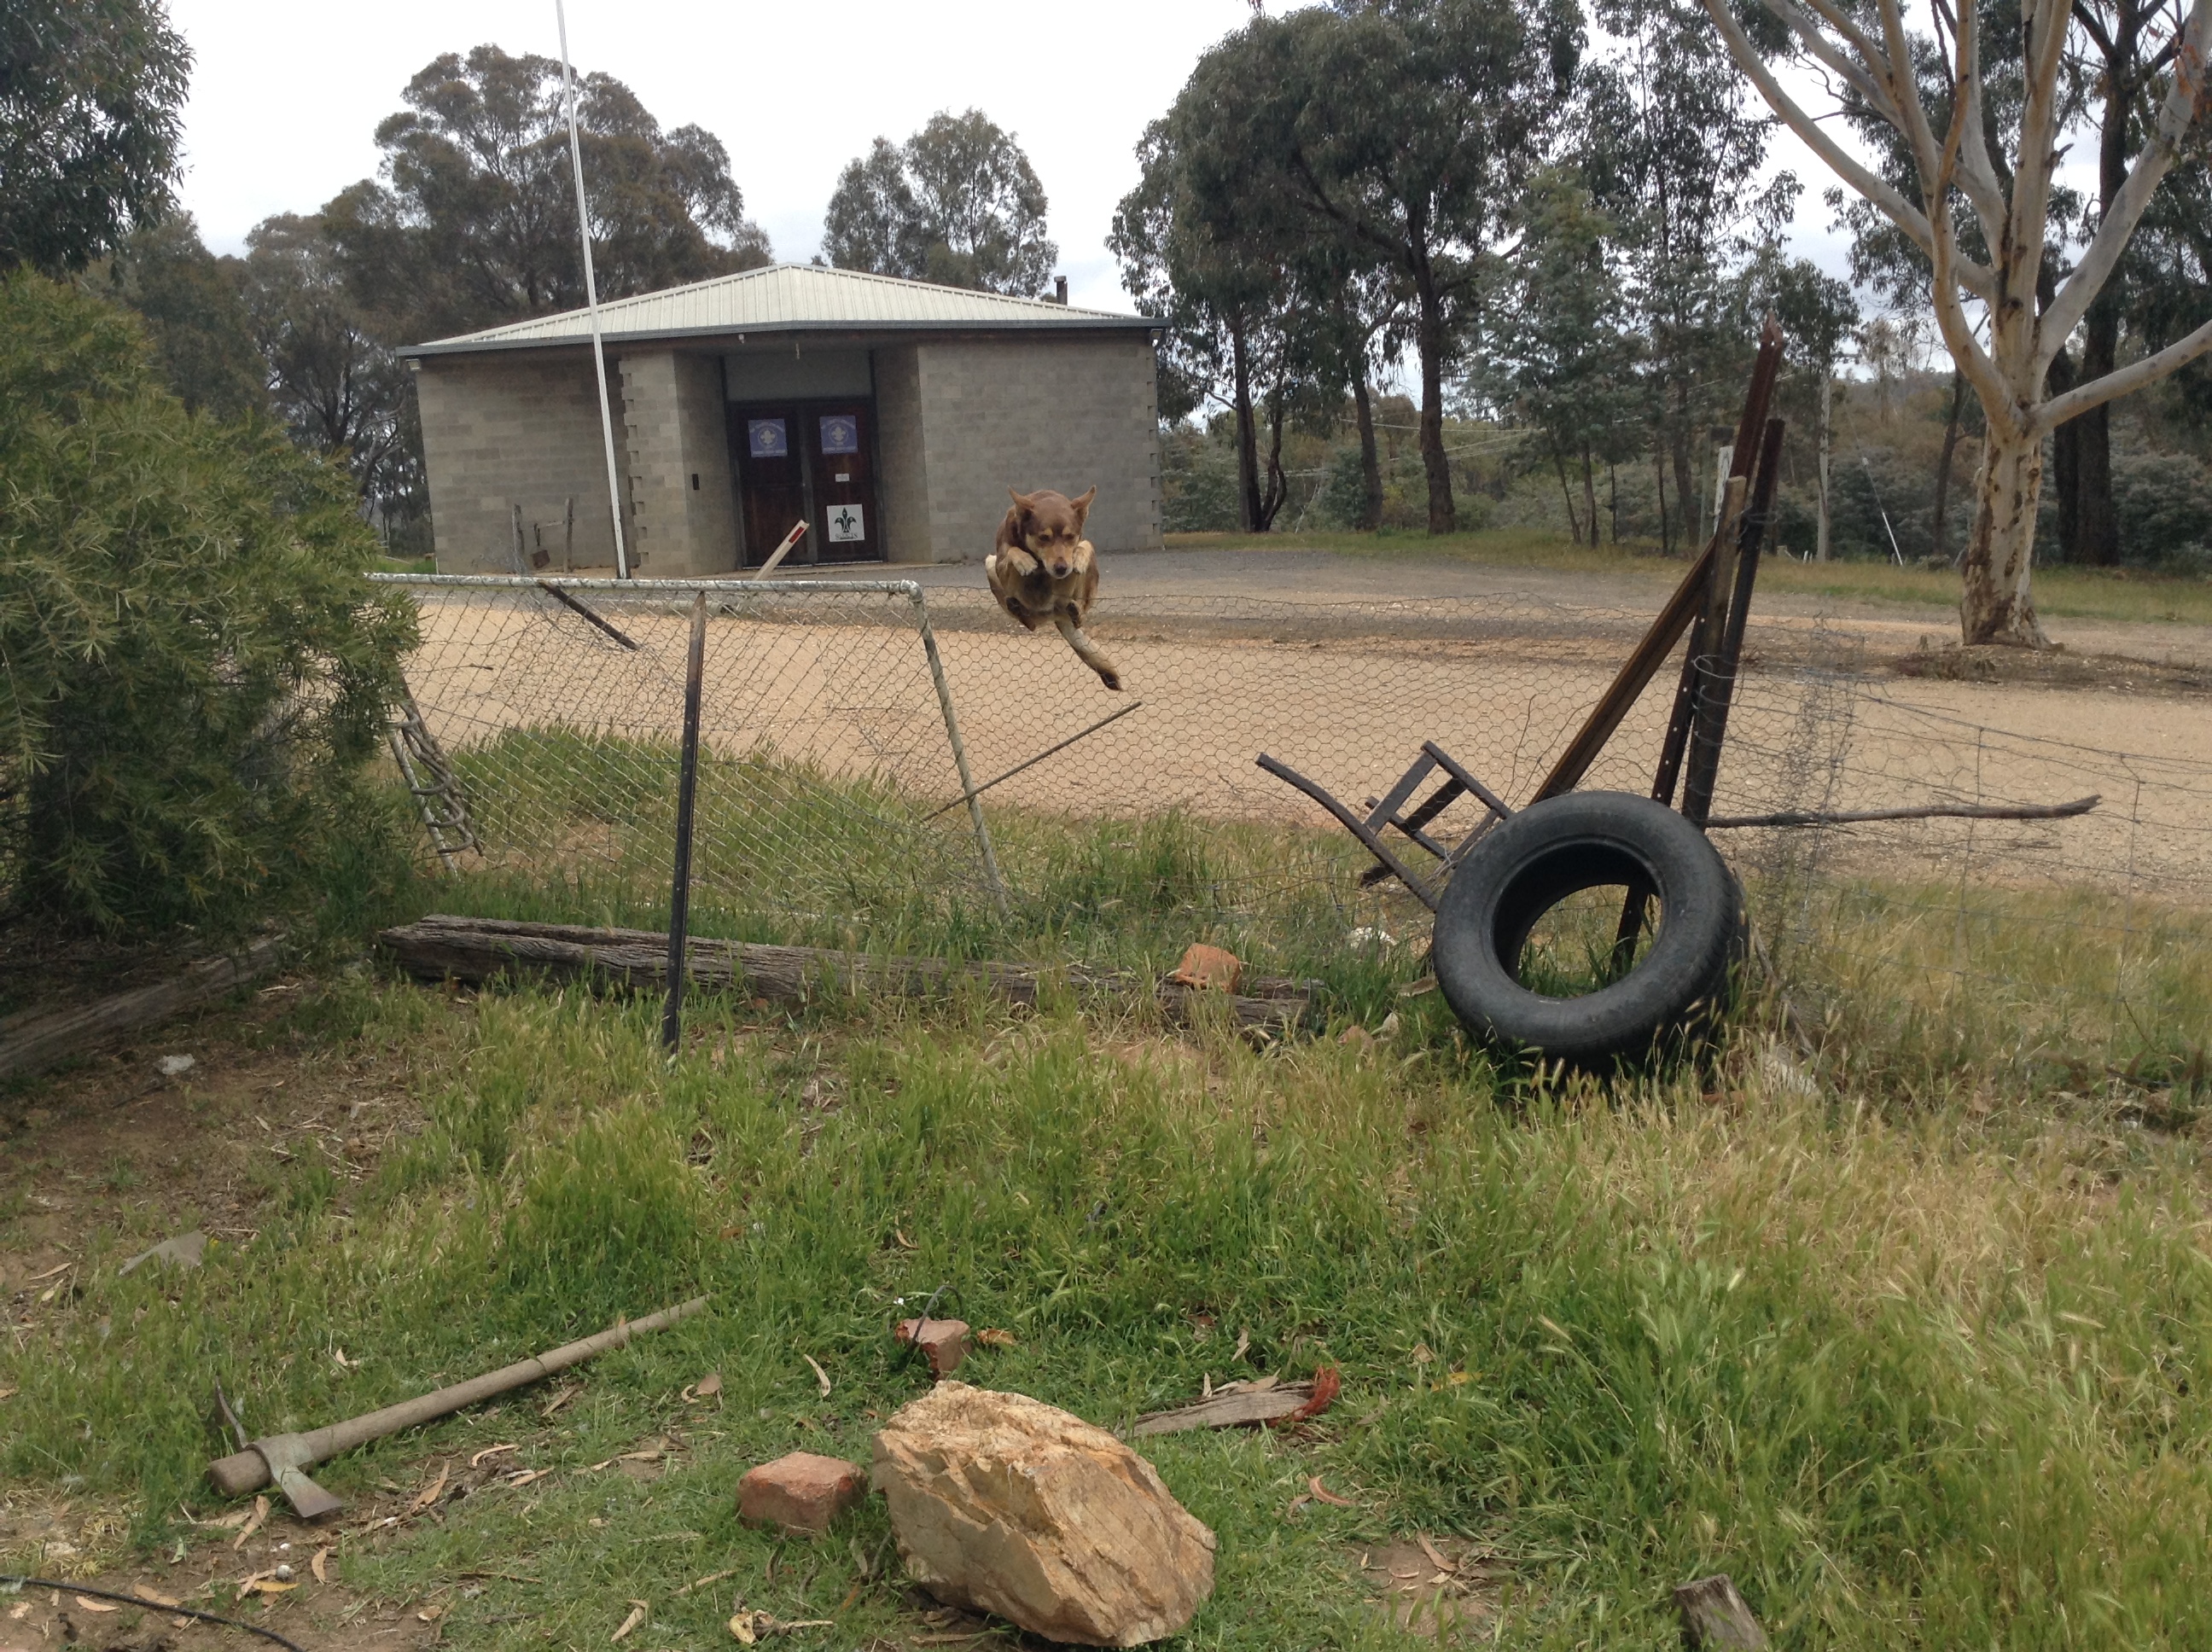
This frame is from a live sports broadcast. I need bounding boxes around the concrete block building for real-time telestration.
[402,265,1166,574]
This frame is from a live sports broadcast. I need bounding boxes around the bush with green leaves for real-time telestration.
[0,270,417,934]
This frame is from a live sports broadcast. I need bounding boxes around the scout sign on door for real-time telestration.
[809,407,878,561]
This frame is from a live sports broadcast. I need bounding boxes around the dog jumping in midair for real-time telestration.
[985,486,1122,690]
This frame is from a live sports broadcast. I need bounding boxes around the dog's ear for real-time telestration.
[1069,486,1097,527]
[1007,487,1033,516]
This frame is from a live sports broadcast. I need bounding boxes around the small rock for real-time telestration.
[272,1565,293,1583]
[895,1318,969,1378]
[1167,944,1242,993]
[872,1382,1215,1647]
[156,1054,195,1078]
[737,1451,866,1535]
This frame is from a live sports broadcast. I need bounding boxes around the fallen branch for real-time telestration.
[1704,794,2098,829]
[0,936,285,1083]
[376,917,1312,1032]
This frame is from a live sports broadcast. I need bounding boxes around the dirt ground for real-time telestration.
[1,986,445,1652]
[397,567,2212,902]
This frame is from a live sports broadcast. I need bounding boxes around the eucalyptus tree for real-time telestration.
[0,0,189,275]
[242,214,418,519]
[1111,110,1305,532]
[1702,0,2212,643]
[323,45,770,343]
[1478,171,1644,544]
[1576,0,1796,550]
[92,214,265,421]
[824,112,1057,295]
[1197,0,1581,534]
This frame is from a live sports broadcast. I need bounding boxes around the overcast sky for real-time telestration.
[168,0,1854,343]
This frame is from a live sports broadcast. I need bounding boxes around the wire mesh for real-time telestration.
[378,572,2212,1085]
[373,575,1000,939]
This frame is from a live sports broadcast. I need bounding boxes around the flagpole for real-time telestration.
[555,0,630,579]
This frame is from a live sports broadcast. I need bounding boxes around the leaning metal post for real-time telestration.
[908,588,1010,921]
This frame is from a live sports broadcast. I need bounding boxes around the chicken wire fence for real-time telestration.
[373,573,2212,1081]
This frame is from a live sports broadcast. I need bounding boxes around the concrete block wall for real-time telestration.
[618,350,739,575]
[911,339,1162,560]
[871,345,931,564]
[413,353,620,572]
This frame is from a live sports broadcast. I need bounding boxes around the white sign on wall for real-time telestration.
[826,503,865,543]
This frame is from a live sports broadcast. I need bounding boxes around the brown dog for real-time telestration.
[985,486,1122,690]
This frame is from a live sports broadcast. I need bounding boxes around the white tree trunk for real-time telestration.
[1959,419,2047,646]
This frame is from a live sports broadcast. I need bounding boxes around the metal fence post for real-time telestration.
[662,592,707,1052]
[909,587,1010,921]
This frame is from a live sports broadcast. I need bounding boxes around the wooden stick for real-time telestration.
[207,1297,708,1499]
[0,937,285,1082]
[1704,794,2099,829]
[377,916,1311,1032]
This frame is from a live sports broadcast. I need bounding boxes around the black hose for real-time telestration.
[3,1576,310,1652]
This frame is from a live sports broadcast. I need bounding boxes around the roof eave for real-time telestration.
[401,314,1165,359]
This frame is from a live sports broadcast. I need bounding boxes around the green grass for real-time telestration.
[1168,529,2212,626]
[422,726,1414,991]
[8,976,2212,1648]
[13,751,2206,1644]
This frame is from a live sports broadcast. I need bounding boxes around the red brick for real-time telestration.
[895,1317,969,1378]
[737,1451,865,1533]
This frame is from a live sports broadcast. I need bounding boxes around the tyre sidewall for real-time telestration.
[1432,791,1743,1067]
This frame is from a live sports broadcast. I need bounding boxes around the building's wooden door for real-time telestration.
[729,402,882,567]
[732,408,808,567]
[808,406,878,563]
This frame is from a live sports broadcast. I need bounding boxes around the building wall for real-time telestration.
[912,339,1162,559]
[871,345,931,564]
[414,332,1161,573]
[619,350,739,575]
[414,353,620,571]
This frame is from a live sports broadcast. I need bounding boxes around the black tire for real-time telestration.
[1431,790,1743,1068]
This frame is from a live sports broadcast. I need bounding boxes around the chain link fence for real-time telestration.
[374,573,2212,1091]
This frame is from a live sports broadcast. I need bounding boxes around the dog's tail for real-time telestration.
[1053,614,1123,692]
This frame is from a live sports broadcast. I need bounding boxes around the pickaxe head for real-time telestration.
[208,1433,346,1523]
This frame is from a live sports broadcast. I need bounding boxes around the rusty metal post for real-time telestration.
[1680,416,1788,827]
[662,592,707,1052]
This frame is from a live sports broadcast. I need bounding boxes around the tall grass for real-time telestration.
[6,980,2212,1647]
[418,727,1413,985]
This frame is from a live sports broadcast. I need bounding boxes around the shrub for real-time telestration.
[2112,448,2212,568]
[0,270,417,934]
[1160,423,1240,531]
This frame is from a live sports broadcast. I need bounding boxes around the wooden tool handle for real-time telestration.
[207,1297,709,1496]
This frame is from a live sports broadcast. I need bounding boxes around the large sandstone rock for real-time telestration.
[871,1382,1215,1647]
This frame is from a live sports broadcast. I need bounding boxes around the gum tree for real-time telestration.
[1702,0,2212,643]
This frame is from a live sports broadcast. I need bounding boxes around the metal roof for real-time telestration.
[404,264,1160,356]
